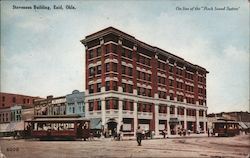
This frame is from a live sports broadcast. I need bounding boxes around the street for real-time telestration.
[0,135,249,158]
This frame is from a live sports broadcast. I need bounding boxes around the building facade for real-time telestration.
[66,90,85,116]
[0,92,39,124]
[34,95,66,116]
[81,27,208,136]
[0,92,39,109]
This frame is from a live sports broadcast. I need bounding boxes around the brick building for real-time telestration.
[81,27,208,136]
[0,92,39,123]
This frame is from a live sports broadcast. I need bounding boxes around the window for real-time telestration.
[123,100,127,110]
[89,50,94,59]
[106,63,110,72]
[142,88,146,96]
[136,54,140,62]
[23,99,26,104]
[2,96,5,102]
[113,99,118,109]
[142,72,146,80]
[112,44,117,54]
[149,104,152,112]
[122,66,126,74]
[113,63,117,72]
[148,74,151,81]
[97,83,101,92]
[89,101,94,111]
[170,106,174,114]
[128,67,133,76]
[177,69,183,75]
[106,81,110,91]
[177,95,183,102]
[148,89,151,97]
[113,81,118,91]
[170,93,174,100]
[169,79,174,87]
[97,65,101,74]
[122,83,126,92]
[137,71,140,79]
[89,67,95,76]
[128,50,132,59]
[72,107,75,113]
[97,100,101,110]
[13,97,16,103]
[105,100,110,109]
[105,44,110,54]
[169,66,173,73]
[97,47,101,57]
[89,85,94,94]
[129,102,133,111]
[137,87,141,95]
[146,58,150,66]
[128,84,133,93]
[158,77,161,83]
[121,48,126,57]
[143,104,146,112]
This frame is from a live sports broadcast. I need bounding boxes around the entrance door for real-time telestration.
[107,121,117,137]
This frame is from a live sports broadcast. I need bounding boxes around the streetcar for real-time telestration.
[212,119,240,137]
[24,115,90,140]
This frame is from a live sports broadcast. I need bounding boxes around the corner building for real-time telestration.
[81,27,208,137]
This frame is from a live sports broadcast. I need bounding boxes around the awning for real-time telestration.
[90,118,102,129]
[239,122,248,129]
[169,118,179,124]
[244,122,250,128]
[0,123,9,132]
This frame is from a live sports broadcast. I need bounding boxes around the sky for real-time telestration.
[0,0,249,113]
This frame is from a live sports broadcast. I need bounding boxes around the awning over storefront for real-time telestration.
[239,122,248,129]
[90,118,102,129]
[0,122,24,132]
[0,123,9,132]
[169,118,179,124]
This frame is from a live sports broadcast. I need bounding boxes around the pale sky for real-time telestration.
[0,0,249,113]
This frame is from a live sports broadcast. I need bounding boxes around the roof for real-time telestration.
[29,115,90,122]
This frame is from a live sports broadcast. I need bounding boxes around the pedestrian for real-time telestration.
[162,129,166,138]
[136,126,143,146]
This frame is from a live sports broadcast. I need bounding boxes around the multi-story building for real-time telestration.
[81,27,208,136]
[0,92,39,109]
[34,95,66,116]
[66,90,85,116]
[0,92,40,136]
[0,92,39,124]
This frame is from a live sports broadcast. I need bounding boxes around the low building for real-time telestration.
[207,111,250,133]
[66,90,85,116]
[34,95,66,116]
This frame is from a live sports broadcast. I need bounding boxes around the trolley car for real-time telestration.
[24,115,90,140]
[212,119,240,137]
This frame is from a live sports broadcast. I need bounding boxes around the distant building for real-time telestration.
[10,105,22,122]
[0,108,11,123]
[0,92,40,124]
[0,92,39,109]
[34,95,66,116]
[0,92,40,136]
[207,111,250,132]
[81,27,208,137]
[66,90,85,116]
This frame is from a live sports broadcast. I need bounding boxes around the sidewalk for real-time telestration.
[117,133,208,141]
